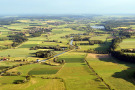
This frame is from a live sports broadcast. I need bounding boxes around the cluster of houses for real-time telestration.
[0,58,9,61]
[3,26,52,35]
[28,27,52,34]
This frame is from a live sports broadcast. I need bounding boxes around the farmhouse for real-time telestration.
[0,57,9,61]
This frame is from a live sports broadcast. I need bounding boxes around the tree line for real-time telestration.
[109,37,135,63]
[30,45,65,51]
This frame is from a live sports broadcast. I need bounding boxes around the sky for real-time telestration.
[0,0,135,15]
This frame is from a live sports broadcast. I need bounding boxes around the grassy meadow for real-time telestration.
[119,38,135,49]
[86,54,135,90]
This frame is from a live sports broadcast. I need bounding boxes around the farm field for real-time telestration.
[86,53,135,90]
[77,42,111,52]
[56,51,108,90]
[90,34,111,41]
[0,77,65,90]
[0,61,26,72]
[119,38,135,49]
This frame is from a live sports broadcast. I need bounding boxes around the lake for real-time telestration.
[91,26,105,29]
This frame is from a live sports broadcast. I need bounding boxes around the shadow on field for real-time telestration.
[98,57,135,85]
[29,53,37,57]
[94,43,111,53]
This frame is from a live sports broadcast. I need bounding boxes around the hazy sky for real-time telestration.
[0,0,135,15]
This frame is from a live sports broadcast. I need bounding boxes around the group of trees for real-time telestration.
[119,31,135,38]
[30,45,65,51]
[109,37,123,51]
[53,58,65,64]
[121,49,135,53]
[73,36,90,41]
[61,35,71,38]
[78,40,103,45]
[2,72,21,76]
[102,20,135,31]
[111,51,135,63]
[31,32,42,37]
[14,75,31,84]
[109,37,135,62]
[43,40,62,43]
[8,35,28,47]
[36,51,55,58]
[88,40,104,45]
[85,49,108,54]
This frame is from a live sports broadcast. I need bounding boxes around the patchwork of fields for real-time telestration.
[0,17,135,90]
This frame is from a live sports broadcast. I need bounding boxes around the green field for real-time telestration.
[86,54,135,90]
[0,16,135,90]
[56,50,108,90]
[58,51,85,63]
[28,67,61,75]
[119,38,135,49]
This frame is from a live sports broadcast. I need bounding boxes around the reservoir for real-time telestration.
[91,26,105,30]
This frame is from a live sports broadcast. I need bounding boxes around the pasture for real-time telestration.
[58,51,85,63]
[119,38,135,49]
[86,53,135,90]
[6,64,62,76]
[56,59,108,90]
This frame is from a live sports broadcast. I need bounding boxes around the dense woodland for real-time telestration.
[36,51,55,58]
[8,35,28,47]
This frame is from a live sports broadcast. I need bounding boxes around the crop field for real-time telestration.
[56,51,108,90]
[0,61,26,72]
[28,67,61,75]
[119,38,135,49]
[86,53,135,90]
[3,23,29,31]
[7,63,62,75]
[90,34,111,41]
[0,27,11,35]
[57,63,108,90]
[78,42,111,52]
[58,51,85,63]
[0,77,65,90]
[0,63,63,89]
[0,48,38,57]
